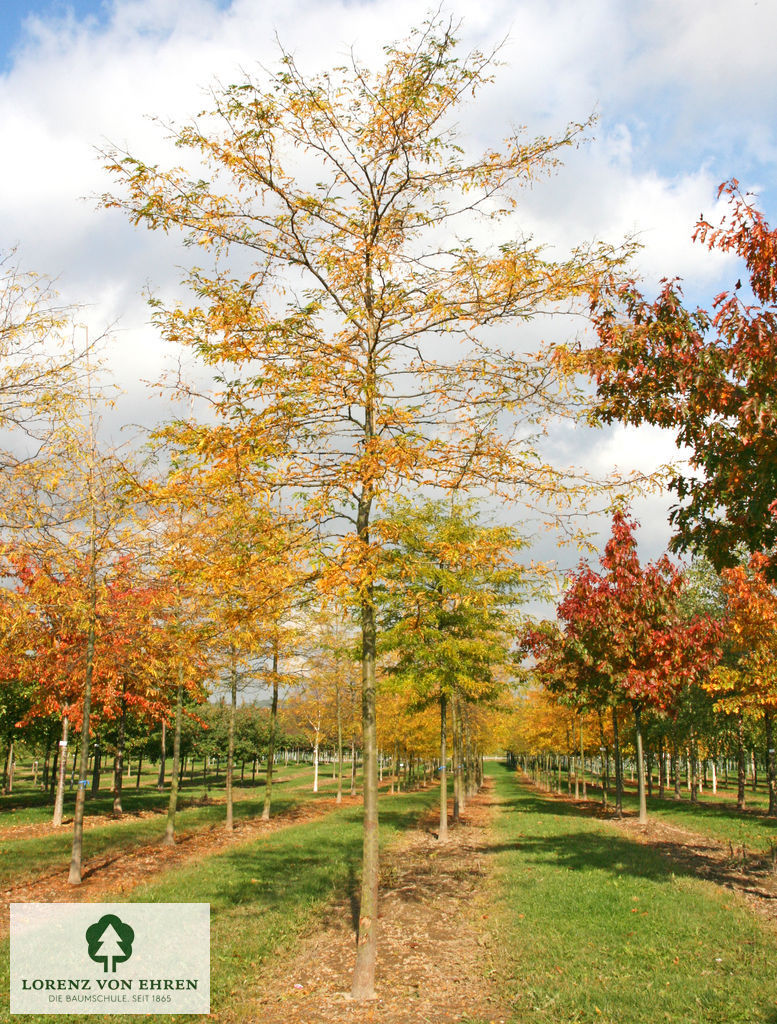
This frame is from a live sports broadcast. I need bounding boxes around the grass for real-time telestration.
[0,764,352,888]
[0,760,334,827]
[0,781,441,1023]
[554,769,777,852]
[489,763,777,1024]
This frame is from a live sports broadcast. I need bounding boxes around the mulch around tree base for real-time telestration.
[0,795,356,938]
[232,780,509,1024]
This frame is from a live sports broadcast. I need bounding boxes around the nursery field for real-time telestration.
[3,762,777,1023]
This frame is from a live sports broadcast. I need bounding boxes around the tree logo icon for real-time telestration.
[85,914,135,973]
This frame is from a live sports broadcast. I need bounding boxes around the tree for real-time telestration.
[714,554,777,815]
[0,254,85,460]
[548,511,720,823]
[377,497,525,836]
[103,18,624,997]
[590,180,777,574]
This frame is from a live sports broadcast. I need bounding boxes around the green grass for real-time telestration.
[490,764,777,1024]
[0,759,334,827]
[0,782,440,1023]
[0,765,347,888]
[554,769,777,852]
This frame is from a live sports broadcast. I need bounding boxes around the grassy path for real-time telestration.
[0,783,442,1023]
[0,767,351,889]
[489,764,777,1024]
[550,769,777,853]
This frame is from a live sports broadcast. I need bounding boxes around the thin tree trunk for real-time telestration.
[5,740,14,794]
[451,691,460,823]
[673,735,681,800]
[226,654,238,832]
[599,714,608,807]
[690,730,699,804]
[52,716,69,826]
[765,708,777,817]
[657,734,665,799]
[42,734,52,791]
[612,707,623,818]
[262,644,279,821]
[49,739,59,802]
[737,712,746,811]
[438,691,448,840]
[336,681,343,804]
[157,720,167,791]
[350,560,379,1000]
[163,673,183,846]
[113,696,126,816]
[91,738,101,795]
[579,719,587,800]
[68,611,96,885]
[350,738,357,796]
[634,705,647,825]
[457,698,466,813]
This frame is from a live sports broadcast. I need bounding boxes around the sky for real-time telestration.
[0,0,774,576]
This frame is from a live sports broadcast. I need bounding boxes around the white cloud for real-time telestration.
[0,0,772,568]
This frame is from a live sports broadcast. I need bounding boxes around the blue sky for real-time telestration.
[0,0,775,567]
[0,1,107,68]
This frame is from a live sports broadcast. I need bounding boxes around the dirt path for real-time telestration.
[231,780,509,1024]
[0,794,359,939]
[521,775,777,929]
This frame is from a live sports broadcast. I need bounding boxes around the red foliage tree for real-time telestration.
[590,180,777,574]
[548,511,720,823]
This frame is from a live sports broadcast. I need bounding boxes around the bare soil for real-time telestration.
[231,779,510,1024]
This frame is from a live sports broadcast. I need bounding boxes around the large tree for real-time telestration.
[103,19,623,997]
[590,180,777,573]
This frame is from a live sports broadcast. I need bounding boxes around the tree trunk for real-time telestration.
[350,557,379,1001]
[690,730,699,804]
[737,712,746,811]
[438,691,448,840]
[91,739,101,795]
[52,716,69,827]
[113,696,126,816]
[612,707,623,818]
[350,737,357,796]
[579,719,587,800]
[451,692,460,823]
[336,681,343,804]
[657,734,665,799]
[313,733,320,793]
[68,610,96,886]
[42,734,52,791]
[262,644,279,821]
[673,735,681,800]
[765,708,777,817]
[163,673,183,846]
[634,705,647,825]
[157,720,167,791]
[226,655,238,832]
